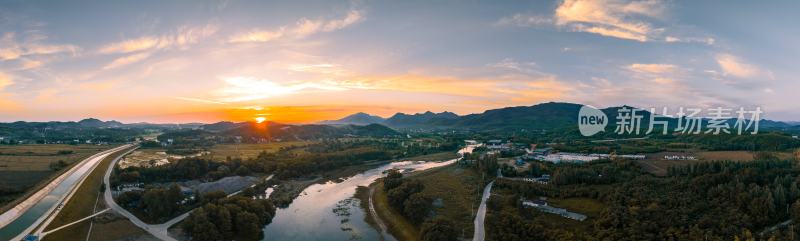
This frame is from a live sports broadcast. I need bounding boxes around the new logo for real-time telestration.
[578,105,607,136]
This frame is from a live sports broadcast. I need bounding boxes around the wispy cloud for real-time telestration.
[18,59,44,70]
[488,58,540,74]
[0,32,78,61]
[228,28,285,43]
[216,76,347,102]
[228,9,363,43]
[715,53,770,79]
[496,0,713,44]
[99,37,160,54]
[172,96,228,105]
[103,52,152,69]
[0,72,18,111]
[0,47,21,60]
[665,36,715,45]
[625,63,677,74]
[98,24,219,54]
[554,0,663,42]
[0,72,13,90]
[288,63,347,75]
[495,14,553,27]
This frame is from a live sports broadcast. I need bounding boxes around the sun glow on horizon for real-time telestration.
[255,116,267,123]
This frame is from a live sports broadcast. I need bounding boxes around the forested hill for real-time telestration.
[319,102,800,133]
[167,121,401,142]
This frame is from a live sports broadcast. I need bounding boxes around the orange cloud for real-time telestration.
[554,0,663,42]
[99,37,159,54]
[716,54,768,79]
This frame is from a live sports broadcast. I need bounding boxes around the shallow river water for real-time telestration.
[261,145,475,241]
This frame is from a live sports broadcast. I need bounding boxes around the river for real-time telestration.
[0,145,129,240]
[262,145,476,241]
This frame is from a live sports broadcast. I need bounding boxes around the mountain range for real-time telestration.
[319,102,594,131]
[3,102,798,140]
[319,102,800,133]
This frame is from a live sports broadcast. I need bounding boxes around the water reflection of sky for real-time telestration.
[262,145,474,241]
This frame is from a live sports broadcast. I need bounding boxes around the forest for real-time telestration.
[383,169,459,241]
[181,194,276,241]
[486,156,800,241]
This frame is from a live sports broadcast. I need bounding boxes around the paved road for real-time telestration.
[147,174,275,235]
[103,151,275,241]
[473,181,493,241]
[761,219,793,236]
[40,208,110,237]
[102,145,180,241]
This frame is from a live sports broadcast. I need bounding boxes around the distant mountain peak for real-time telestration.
[319,112,386,126]
[78,118,102,123]
[77,118,122,128]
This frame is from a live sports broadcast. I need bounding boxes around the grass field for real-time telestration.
[412,165,481,239]
[0,144,108,171]
[0,144,109,209]
[87,217,153,241]
[547,197,605,218]
[368,163,481,241]
[207,141,311,162]
[42,146,137,241]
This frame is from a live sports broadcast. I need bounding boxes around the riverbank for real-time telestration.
[361,164,481,241]
[270,151,458,208]
[367,181,420,241]
[262,149,463,241]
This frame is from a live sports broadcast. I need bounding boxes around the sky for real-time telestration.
[0,0,798,123]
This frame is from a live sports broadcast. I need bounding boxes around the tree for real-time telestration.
[420,218,458,241]
[119,171,140,182]
[384,169,403,191]
[201,190,227,203]
[235,166,251,176]
[387,180,425,210]
[790,182,800,201]
[183,196,276,241]
[403,193,432,224]
[791,200,800,223]
[141,188,167,220]
[235,211,262,241]
[168,184,183,206]
[184,208,222,241]
[208,205,233,239]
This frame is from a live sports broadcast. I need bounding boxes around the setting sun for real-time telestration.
[255,116,267,123]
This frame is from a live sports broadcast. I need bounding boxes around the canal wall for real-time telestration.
[0,146,125,228]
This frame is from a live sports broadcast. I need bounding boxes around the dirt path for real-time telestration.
[368,185,392,241]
